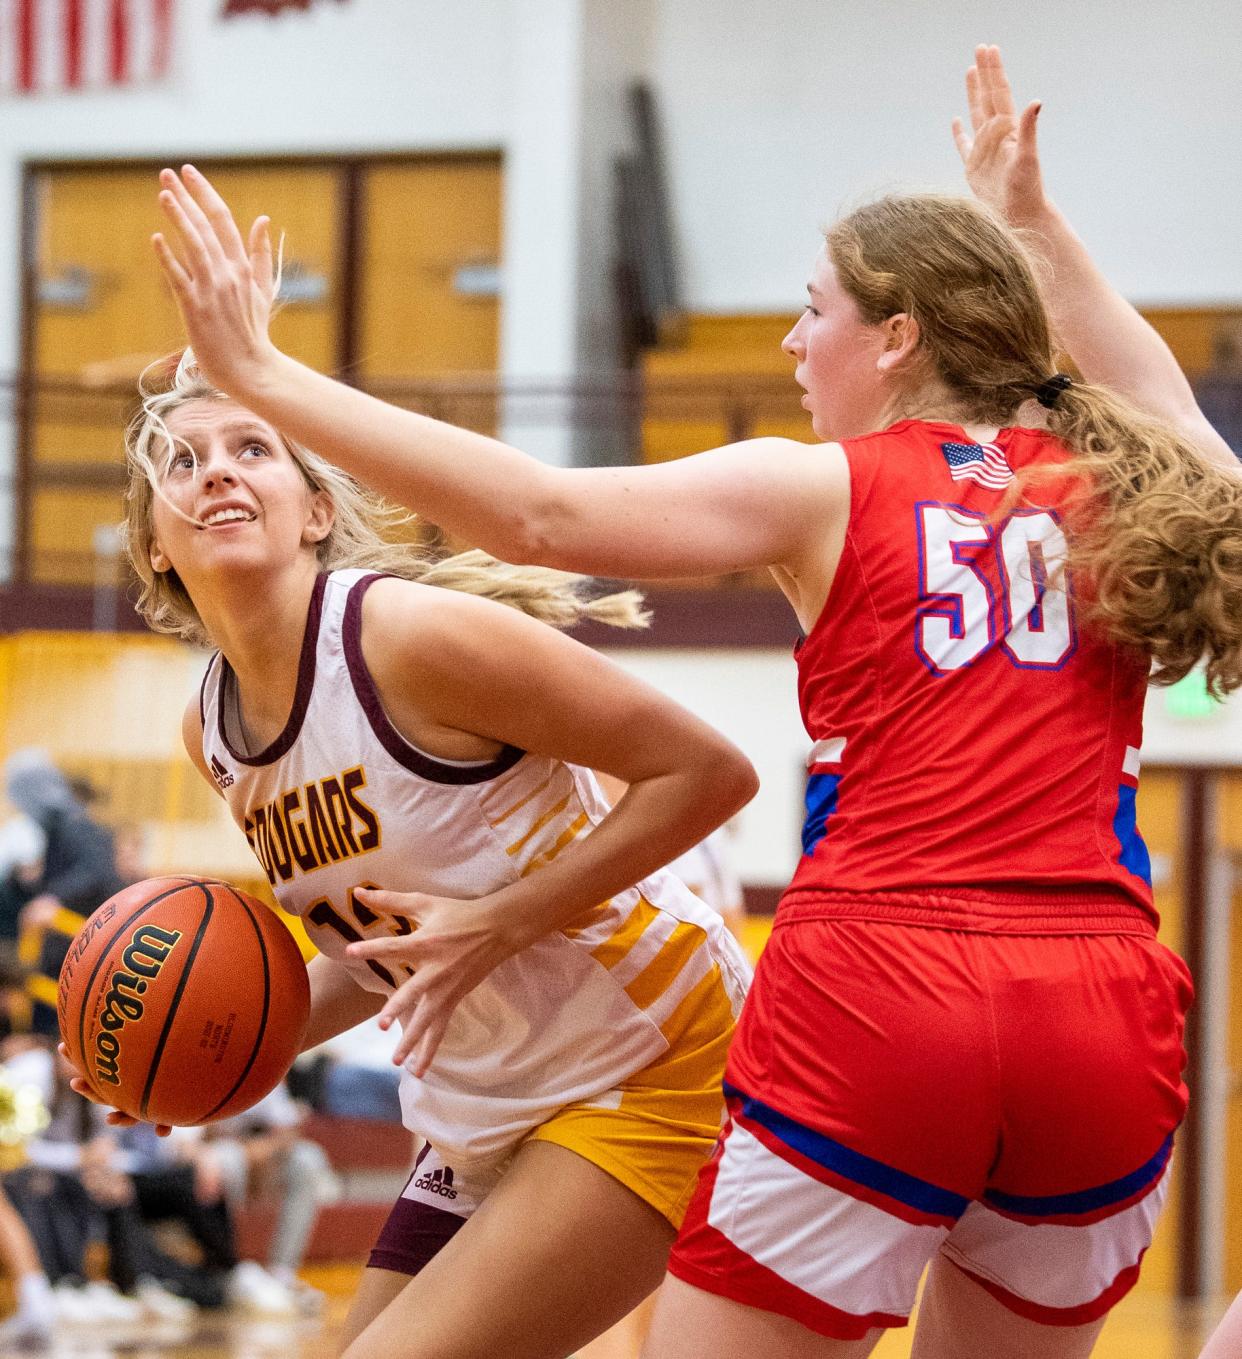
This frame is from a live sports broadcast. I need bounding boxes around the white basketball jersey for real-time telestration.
[200,570,750,1168]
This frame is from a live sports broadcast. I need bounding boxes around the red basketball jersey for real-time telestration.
[785,419,1154,917]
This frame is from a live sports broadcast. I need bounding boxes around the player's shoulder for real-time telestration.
[358,573,529,684]
[823,421,934,488]
[183,687,204,735]
[730,436,849,500]
[843,418,952,453]
[360,573,513,635]
[745,435,846,466]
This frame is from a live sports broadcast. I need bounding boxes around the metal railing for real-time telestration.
[4,369,1240,593]
[2,369,811,593]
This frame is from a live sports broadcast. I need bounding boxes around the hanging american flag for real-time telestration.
[221,0,346,14]
[0,0,174,95]
[940,441,1014,490]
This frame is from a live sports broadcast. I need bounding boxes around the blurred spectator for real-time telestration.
[202,1082,338,1314]
[3,752,124,1037]
[111,824,148,887]
[0,946,34,1044]
[5,753,124,918]
[115,1116,322,1316]
[0,814,46,943]
[3,1044,211,1321]
[0,1184,55,1346]
[109,1120,237,1309]
[294,1015,403,1124]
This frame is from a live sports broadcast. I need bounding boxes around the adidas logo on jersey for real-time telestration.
[210,755,234,790]
[413,1166,458,1200]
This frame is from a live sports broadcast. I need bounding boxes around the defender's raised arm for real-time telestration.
[954,43,1237,470]
[153,166,845,586]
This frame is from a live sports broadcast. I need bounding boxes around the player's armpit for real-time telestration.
[181,689,219,793]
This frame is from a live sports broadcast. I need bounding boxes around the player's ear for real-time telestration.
[876,313,920,374]
[149,538,172,573]
[303,490,334,546]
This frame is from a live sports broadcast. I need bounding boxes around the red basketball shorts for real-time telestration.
[667,891,1193,1341]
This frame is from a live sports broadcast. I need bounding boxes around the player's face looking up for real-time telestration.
[147,397,333,587]
[782,244,915,443]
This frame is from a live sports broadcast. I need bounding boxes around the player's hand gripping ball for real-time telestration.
[58,877,310,1126]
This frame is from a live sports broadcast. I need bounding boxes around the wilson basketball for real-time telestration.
[58,876,310,1127]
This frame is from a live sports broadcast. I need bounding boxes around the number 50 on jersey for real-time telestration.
[915,504,1076,674]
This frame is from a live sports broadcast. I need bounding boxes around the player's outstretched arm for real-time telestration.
[954,44,1237,470]
[152,166,846,581]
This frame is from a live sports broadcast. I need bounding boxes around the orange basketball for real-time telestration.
[57,876,310,1127]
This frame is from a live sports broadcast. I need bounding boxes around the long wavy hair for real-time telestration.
[121,354,649,648]
[827,194,1242,694]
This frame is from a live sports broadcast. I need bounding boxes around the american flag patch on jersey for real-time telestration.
[940,441,1014,490]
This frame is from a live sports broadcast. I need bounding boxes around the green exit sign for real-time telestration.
[1164,671,1219,721]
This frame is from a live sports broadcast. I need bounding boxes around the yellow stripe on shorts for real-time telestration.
[624,920,708,1012]
[655,957,738,1047]
[590,895,663,972]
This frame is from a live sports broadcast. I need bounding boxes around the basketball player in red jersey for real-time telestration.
[150,45,1242,1359]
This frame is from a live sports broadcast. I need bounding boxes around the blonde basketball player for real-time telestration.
[71,352,757,1359]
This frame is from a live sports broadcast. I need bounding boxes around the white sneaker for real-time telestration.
[79,1282,144,1325]
[0,1309,52,1350]
[226,1262,297,1317]
[279,1275,325,1317]
[50,1283,92,1326]
[135,1278,197,1324]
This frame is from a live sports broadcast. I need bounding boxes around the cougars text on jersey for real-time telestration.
[243,765,381,885]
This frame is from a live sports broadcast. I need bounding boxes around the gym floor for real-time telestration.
[10,1262,1228,1359]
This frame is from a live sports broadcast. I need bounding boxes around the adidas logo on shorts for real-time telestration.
[413,1166,458,1200]
[210,755,235,790]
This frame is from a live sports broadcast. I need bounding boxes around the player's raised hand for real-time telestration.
[58,1043,173,1137]
[952,44,1048,226]
[152,164,279,396]
[345,887,529,1078]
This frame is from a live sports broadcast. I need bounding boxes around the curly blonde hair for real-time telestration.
[827,194,1242,694]
[121,354,649,648]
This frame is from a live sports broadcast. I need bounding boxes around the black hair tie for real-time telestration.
[1032,373,1073,409]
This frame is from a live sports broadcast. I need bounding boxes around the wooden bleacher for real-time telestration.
[639,305,1242,465]
[641,313,815,463]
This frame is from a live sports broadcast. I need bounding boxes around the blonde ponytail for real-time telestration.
[411,549,648,630]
